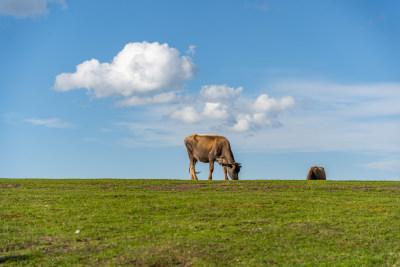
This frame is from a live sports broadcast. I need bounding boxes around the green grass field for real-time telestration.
[1,179,400,266]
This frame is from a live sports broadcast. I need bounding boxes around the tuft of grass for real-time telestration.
[1,179,400,266]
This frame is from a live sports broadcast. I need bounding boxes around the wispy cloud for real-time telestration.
[115,121,187,147]
[114,92,184,107]
[0,0,67,19]
[100,128,112,133]
[273,80,400,118]
[369,13,386,25]
[186,45,196,56]
[361,159,400,172]
[1,112,20,124]
[82,137,101,142]
[244,1,268,11]
[25,118,73,128]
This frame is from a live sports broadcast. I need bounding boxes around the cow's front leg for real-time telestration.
[208,160,214,180]
[223,166,229,180]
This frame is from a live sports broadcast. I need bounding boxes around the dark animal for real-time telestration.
[184,134,241,180]
[307,166,326,180]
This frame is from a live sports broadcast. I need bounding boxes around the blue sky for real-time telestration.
[1,0,399,180]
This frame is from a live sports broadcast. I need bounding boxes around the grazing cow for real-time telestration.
[307,166,326,180]
[184,134,241,180]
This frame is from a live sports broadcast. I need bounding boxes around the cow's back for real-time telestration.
[185,134,226,163]
[307,166,326,180]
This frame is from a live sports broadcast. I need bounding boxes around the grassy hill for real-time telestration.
[1,179,400,266]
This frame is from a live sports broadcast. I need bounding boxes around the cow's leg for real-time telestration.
[208,160,214,180]
[190,159,198,180]
[223,166,229,180]
[185,140,198,180]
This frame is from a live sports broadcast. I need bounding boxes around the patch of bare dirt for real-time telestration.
[140,184,210,191]
[379,185,400,190]
[140,184,320,192]
[264,260,278,265]
[123,259,145,267]
[1,213,24,219]
[345,185,400,191]
[0,184,22,189]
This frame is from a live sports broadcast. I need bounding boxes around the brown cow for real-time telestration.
[184,134,241,180]
[307,166,326,180]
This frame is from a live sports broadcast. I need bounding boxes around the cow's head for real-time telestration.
[227,162,241,180]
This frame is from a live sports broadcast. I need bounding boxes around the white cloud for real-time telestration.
[25,118,73,128]
[231,114,252,132]
[170,101,230,123]
[199,84,242,103]
[54,42,197,99]
[169,84,295,131]
[229,94,295,131]
[203,102,229,120]
[115,92,183,107]
[0,0,66,19]
[254,94,295,113]
[169,106,201,123]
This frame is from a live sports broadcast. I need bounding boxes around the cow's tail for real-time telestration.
[188,167,201,174]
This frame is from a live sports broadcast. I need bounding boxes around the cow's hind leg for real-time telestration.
[185,141,198,180]
[190,159,198,180]
[208,161,214,180]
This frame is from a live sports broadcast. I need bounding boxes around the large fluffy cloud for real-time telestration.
[0,0,66,19]
[54,42,197,100]
[169,84,295,131]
